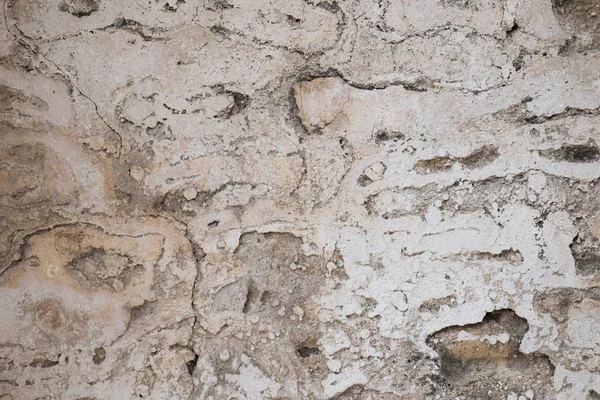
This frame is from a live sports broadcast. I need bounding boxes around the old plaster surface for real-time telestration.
[1,0,600,399]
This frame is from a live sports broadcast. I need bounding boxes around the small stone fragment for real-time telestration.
[363,162,387,181]
[293,306,304,321]
[183,187,198,200]
[326,359,342,372]
[219,350,230,361]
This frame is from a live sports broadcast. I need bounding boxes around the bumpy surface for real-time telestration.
[1,0,600,399]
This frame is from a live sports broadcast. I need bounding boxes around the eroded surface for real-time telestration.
[1,0,600,398]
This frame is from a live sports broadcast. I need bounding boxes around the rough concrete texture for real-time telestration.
[1,0,600,398]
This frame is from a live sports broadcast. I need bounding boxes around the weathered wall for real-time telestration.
[1,0,600,398]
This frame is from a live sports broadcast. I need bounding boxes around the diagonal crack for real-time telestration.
[2,0,123,157]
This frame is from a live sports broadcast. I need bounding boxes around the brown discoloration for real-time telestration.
[428,310,555,399]
[0,224,163,348]
[415,145,499,174]
[540,143,600,163]
[58,0,99,17]
[553,0,600,51]
[34,298,67,332]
